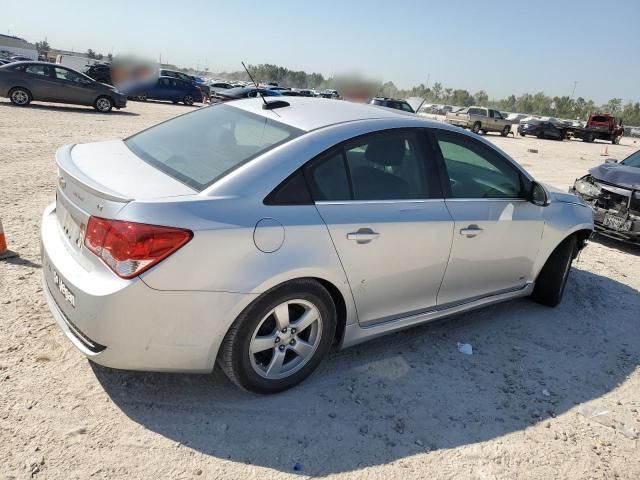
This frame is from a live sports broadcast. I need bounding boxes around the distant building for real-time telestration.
[0,34,37,60]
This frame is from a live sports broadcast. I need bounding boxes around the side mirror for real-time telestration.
[604,158,618,164]
[530,182,549,206]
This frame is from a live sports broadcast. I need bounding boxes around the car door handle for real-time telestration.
[347,228,380,243]
[459,225,483,237]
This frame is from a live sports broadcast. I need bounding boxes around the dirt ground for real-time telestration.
[1,100,639,480]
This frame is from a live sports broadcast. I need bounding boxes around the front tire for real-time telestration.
[94,96,113,113]
[501,125,511,137]
[219,279,336,393]
[183,95,194,106]
[532,235,577,307]
[9,87,31,106]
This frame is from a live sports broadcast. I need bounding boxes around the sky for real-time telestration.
[3,0,639,104]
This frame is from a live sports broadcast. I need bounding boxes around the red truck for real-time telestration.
[569,113,624,144]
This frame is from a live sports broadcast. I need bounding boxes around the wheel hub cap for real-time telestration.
[249,299,322,380]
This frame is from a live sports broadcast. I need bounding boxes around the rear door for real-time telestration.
[431,129,544,306]
[307,129,454,326]
[52,67,97,105]
[18,64,58,101]
[153,78,172,100]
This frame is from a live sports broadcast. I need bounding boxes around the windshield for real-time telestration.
[125,104,302,190]
[621,150,640,168]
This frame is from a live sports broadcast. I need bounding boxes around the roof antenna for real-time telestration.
[242,61,267,106]
[241,61,290,111]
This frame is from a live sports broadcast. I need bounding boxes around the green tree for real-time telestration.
[474,90,489,106]
[605,98,622,114]
[86,49,96,59]
[553,96,575,118]
[431,82,443,101]
[34,39,50,56]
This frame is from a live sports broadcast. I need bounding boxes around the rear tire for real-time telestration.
[471,122,481,134]
[532,235,577,307]
[9,87,31,106]
[219,279,336,394]
[612,136,620,145]
[93,96,113,113]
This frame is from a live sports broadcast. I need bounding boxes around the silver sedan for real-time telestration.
[41,97,594,393]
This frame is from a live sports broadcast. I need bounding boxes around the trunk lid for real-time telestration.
[54,141,197,266]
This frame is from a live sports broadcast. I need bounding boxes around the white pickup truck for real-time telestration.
[446,106,513,136]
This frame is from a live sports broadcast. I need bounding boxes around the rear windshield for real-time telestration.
[125,104,302,191]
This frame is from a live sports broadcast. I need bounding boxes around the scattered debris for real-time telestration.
[542,389,551,397]
[64,427,87,436]
[527,148,538,154]
[292,463,302,472]
[457,343,473,355]
[577,405,638,440]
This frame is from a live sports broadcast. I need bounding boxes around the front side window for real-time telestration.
[54,67,90,84]
[307,131,432,201]
[434,131,523,199]
[125,104,302,191]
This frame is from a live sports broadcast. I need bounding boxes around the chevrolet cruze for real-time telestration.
[41,97,594,393]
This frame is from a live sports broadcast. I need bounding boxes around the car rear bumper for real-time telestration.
[41,202,256,373]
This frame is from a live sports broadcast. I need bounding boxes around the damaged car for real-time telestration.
[571,149,640,243]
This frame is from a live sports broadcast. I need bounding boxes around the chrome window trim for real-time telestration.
[315,198,446,206]
[444,198,528,202]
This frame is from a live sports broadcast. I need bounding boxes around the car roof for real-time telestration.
[229,97,419,132]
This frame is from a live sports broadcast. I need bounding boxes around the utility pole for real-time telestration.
[570,81,578,99]
[426,73,430,89]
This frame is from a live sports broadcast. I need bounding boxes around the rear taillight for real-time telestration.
[84,217,192,279]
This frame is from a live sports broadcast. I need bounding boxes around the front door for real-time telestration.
[432,130,544,306]
[306,129,454,326]
[52,67,96,105]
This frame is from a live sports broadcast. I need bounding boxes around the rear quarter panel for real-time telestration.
[123,197,358,325]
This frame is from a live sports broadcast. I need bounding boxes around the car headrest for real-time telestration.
[365,137,406,166]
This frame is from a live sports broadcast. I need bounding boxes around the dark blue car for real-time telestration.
[123,76,203,105]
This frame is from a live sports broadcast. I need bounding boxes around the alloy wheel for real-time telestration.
[11,90,29,105]
[96,98,112,112]
[249,299,323,380]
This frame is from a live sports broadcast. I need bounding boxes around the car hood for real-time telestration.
[543,183,587,206]
[589,163,640,190]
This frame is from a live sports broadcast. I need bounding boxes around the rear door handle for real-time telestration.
[459,225,483,238]
[347,228,380,243]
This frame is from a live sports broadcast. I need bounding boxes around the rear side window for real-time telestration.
[308,151,351,201]
[306,131,436,201]
[25,65,49,76]
[125,104,302,191]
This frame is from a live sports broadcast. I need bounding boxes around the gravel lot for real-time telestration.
[1,100,638,479]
